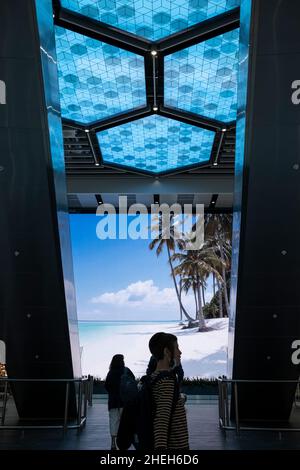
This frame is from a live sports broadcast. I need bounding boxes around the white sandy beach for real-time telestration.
[79,318,229,379]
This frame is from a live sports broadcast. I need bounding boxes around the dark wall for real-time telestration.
[229,0,300,422]
[0,0,81,419]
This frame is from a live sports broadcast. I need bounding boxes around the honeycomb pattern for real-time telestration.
[60,0,240,41]
[164,29,239,122]
[55,26,146,124]
[97,115,215,173]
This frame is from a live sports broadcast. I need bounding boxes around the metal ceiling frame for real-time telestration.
[53,0,239,176]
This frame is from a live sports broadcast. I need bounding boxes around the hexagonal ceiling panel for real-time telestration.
[164,28,239,122]
[60,0,240,41]
[96,114,215,173]
[55,26,146,124]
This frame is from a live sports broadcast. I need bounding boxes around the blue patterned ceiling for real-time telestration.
[96,115,215,173]
[60,0,240,40]
[164,29,239,122]
[55,26,146,124]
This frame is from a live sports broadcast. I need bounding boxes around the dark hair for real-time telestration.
[146,355,157,375]
[149,332,177,361]
[109,354,124,370]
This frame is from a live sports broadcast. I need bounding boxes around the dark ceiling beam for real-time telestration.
[65,160,95,164]
[156,7,240,56]
[68,206,233,215]
[55,7,151,55]
[67,173,234,193]
[68,157,216,178]
[85,130,101,166]
[156,54,164,108]
[94,161,154,178]
[158,163,208,178]
[89,106,152,132]
[212,130,226,167]
[149,159,219,178]
[62,120,86,131]
[144,54,154,107]
[159,106,226,132]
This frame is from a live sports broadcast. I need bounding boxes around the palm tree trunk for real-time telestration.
[166,244,194,322]
[220,243,230,316]
[217,278,223,318]
[196,275,206,330]
[201,283,206,306]
[179,279,183,322]
[193,285,198,318]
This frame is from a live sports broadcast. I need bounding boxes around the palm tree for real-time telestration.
[149,214,194,323]
[178,276,184,323]
[216,277,223,318]
[180,275,197,321]
[172,244,224,331]
[205,215,232,317]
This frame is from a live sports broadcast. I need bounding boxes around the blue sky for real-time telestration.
[70,213,212,322]
[70,214,181,321]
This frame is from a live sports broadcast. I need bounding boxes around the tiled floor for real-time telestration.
[0,396,300,450]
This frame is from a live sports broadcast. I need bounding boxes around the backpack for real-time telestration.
[117,370,178,451]
[119,367,138,405]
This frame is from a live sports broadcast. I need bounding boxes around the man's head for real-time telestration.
[149,332,181,367]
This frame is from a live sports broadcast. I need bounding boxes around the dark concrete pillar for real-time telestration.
[0,0,81,419]
[229,0,300,422]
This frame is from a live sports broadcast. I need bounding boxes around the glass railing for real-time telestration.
[0,375,93,432]
[218,378,300,433]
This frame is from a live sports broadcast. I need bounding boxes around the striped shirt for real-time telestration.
[151,371,189,450]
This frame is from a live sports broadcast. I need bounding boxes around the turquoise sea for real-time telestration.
[77,320,180,378]
[78,320,178,337]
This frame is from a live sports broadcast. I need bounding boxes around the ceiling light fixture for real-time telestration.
[222,128,227,132]
[209,194,218,209]
[85,129,89,133]
[95,194,103,205]
[151,50,158,56]
[153,105,158,111]
[154,194,160,205]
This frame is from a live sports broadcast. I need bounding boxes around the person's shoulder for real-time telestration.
[152,370,176,385]
[125,367,135,377]
[104,370,112,384]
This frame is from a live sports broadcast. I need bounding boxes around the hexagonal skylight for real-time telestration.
[60,0,240,41]
[96,114,215,173]
[55,26,146,124]
[164,29,239,122]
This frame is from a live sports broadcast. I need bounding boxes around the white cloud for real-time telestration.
[81,280,213,322]
[90,280,178,308]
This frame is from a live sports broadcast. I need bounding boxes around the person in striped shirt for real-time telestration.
[149,332,189,450]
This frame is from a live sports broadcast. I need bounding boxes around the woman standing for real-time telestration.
[104,354,135,450]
